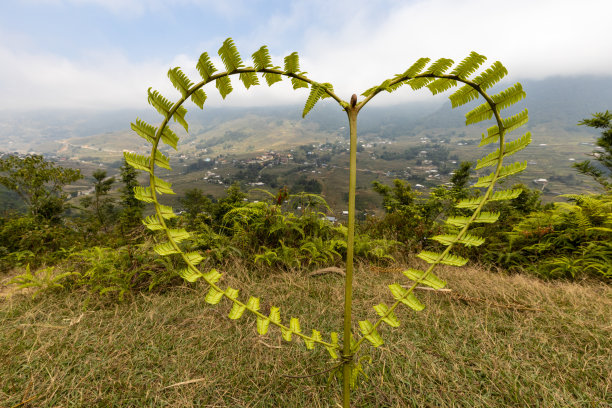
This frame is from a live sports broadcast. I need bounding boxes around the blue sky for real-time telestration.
[1,0,611,110]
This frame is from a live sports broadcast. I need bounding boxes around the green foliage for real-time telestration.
[8,264,78,298]
[573,110,612,191]
[123,37,528,407]
[0,154,82,221]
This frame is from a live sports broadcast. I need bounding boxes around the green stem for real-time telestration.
[342,97,359,408]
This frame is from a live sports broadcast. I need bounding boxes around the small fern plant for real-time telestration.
[125,38,530,407]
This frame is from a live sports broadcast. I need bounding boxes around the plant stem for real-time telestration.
[342,97,358,408]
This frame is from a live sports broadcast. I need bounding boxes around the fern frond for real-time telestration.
[168,228,190,243]
[147,88,189,132]
[361,85,379,97]
[473,161,527,187]
[228,300,246,320]
[154,151,171,170]
[424,58,454,75]
[142,215,164,231]
[455,197,483,209]
[284,52,309,89]
[476,132,531,169]
[408,77,434,90]
[168,67,194,98]
[403,57,431,78]
[465,102,494,125]
[178,267,202,282]
[304,329,322,350]
[246,296,260,312]
[196,52,217,82]
[426,78,457,95]
[191,89,207,109]
[123,152,151,173]
[325,332,339,359]
[134,186,155,203]
[154,242,180,256]
[130,118,156,144]
[158,204,176,219]
[252,45,273,70]
[218,38,244,72]
[303,82,333,117]
[431,234,485,247]
[216,76,233,99]
[490,188,523,202]
[491,83,526,111]
[153,176,175,195]
[388,283,425,311]
[184,251,204,265]
[472,61,508,90]
[205,286,224,304]
[401,268,447,289]
[480,110,529,146]
[446,211,500,227]
[359,320,384,347]
[203,269,222,284]
[373,303,400,327]
[417,250,468,266]
[239,71,260,89]
[160,127,178,150]
[449,84,480,108]
[257,315,270,335]
[450,51,487,79]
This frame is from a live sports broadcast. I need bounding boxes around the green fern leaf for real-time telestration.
[476,132,531,169]
[131,118,156,144]
[158,204,176,219]
[252,46,282,86]
[361,85,378,97]
[490,188,523,202]
[325,332,339,359]
[153,176,175,195]
[134,186,155,203]
[304,329,322,350]
[446,211,500,227]
[191,89,207,109]
[205,286,224,304]
[290,317,301,334]
[402,268,447,289]
[465,102,494,125]
[257,316,270,335]
[203,269,222,284]
[148,88,189,131]
[178,267,202,283]
[491,83,526,111]
[403,57,431,78]
[449,84,480,108]
[431,233,485,247]
[218,38,244,72]
[123,152,151,173]
[388,283,425,311]
[359,320,384,347]
[269,307,281,324]
[246,296,260,312]
[229,301,246,320]
[168,228,190,243]
[373,303,400,327]
[426,78,457,95]
[472,61,508,90]
[283,52,309,89]
[216,76,233,99]
[160,127,179,150]
[455,197,483,209]
[239,71,260,89]
[168,67,194,98]
[303,82,333,117]
[424,58,454,75]
[480,110,529,146]
[196,52,217,82]
[282,327,292,342]
[184,251,204,265]
[417,250,468,266]
[154,242,180,256]
[154,151,172,170]
[450,51,487,79]
[473,161,527,187]
[142,214,164,231]
[408,77,434,90]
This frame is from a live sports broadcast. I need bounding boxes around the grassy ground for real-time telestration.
[1,263,610,407]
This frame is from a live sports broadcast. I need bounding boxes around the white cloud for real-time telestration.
[2,0,611,110]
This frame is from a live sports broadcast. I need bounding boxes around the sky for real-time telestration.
[1,0,611,111]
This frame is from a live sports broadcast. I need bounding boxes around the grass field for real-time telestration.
[1,262,610,407]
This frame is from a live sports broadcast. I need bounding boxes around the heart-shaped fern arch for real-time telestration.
[125,38,530,407]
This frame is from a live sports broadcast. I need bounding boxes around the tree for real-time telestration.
[573,110,612,191]
[0,154,82,222]
[179,188,214,227]
[119,159,144,229]
[81,170,115,226]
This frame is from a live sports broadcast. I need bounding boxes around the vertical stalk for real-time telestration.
[342,95,359,408]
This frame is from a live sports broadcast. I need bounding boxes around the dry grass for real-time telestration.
[1,262,610,407]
